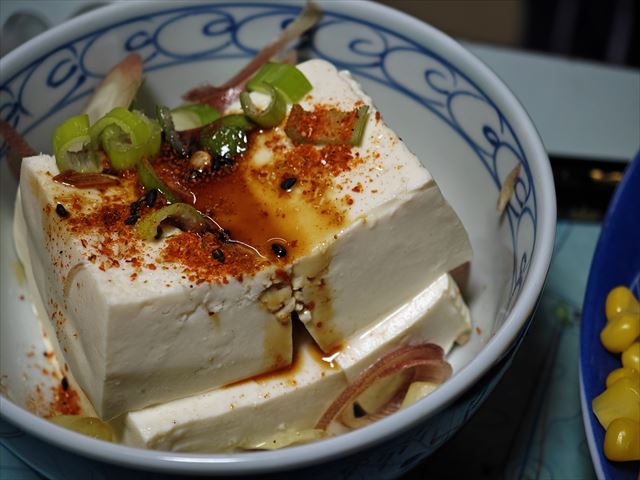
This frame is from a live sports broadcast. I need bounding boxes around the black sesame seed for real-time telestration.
[212,155,223,171]
[216,229,231,243]
[280,177,297,191]
[55,203,69,218]
[145,189,158,207]
[124,215,139,225]
[212,248,225,263]
[271,243,287,258]
[129,202,141,216]
[61,376,69,391]
[154,226,163,240]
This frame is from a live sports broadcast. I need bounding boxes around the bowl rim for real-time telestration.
[0,0,557,474]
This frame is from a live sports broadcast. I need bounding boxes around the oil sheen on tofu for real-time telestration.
[13,59,472,423]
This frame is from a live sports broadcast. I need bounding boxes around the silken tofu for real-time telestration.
[14,166,292,420]
[14,59,471,420]
[236,59,472,352]
[121,274,469,452]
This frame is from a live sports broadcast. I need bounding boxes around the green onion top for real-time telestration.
[171,104,221,131]
[135,203,209,241]
[284,104,370,146]
[240,83,287,128]
[52,114,101,173]
[246,62,312,103]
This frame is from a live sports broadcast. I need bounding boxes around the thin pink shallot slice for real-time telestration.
[83,53,143,125]
[183,1,322,111]
[0,120,36,158]
[315,344,452,431]
[0,120,37,180]
[54,171,120,188]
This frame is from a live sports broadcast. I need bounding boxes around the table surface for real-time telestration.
[1,2,639,479]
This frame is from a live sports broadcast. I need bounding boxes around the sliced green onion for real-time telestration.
[135,203,209,241]
[246,62,312,103]
[100,120,161,171]
[90,108,161,171]
[52,114,102,173]
[89,107,148,145]
[156,105,188,157]
[240,84,287,128]
[285,104,370,146]
[350,105,369,146]
[200,125,248,159]
[171,104,221,131]
[214,114,255,131]
[99,125,141,170]
[137,157,180,204]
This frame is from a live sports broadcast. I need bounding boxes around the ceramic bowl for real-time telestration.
[0,1,555,477]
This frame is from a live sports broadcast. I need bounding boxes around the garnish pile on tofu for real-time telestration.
[13,55,472,449]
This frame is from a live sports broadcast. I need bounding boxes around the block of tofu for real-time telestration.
[232,59,473,352]
[14,163,292,420]
[14,58,471,420]
[121,274,470,452]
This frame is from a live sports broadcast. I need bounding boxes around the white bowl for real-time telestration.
[0,1,556,477]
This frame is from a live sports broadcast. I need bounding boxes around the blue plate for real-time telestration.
[580,152,640,480]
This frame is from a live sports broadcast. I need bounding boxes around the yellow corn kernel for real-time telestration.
[592,377,640,429]
[606,286,640,322]
[622,342,640,371]
[600,313,640,353]
[607,367,640,388]
[604,417,640,461]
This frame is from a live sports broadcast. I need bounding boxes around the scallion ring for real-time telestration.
[214,114,255,131]
[90,108,161,171]
[156,105,188,158]
[171,104,221,131]
[136,157,181,204]
[239,84,287,128]
[200,125,248,159]
[52,114,102,173]
[284,104,370,146]
[246,62,312,103]
[135,203,209,241]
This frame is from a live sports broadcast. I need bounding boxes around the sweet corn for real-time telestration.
[606,367,640,388]
[600,313,640,352]
[606,286,640,322]
[592,377,640,429]
[596,286,640,465]
[604,417,640,461]
[622,342,640,371]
